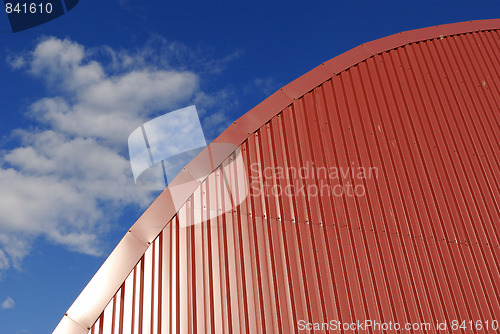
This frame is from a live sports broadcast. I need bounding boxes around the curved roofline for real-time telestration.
[54,18,500,334]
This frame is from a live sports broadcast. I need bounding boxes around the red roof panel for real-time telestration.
[54,19,500,334]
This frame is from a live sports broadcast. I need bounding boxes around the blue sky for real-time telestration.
[0,1,498,333]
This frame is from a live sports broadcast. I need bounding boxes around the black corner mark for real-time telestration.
[4,0,65,32]
[64,0,78,12]
[4,0,79,33]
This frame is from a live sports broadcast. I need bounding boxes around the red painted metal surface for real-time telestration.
[54,19,500,334]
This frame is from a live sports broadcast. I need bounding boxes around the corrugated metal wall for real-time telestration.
[87,29,500,333]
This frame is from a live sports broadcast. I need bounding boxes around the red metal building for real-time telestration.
[54,19,500,334]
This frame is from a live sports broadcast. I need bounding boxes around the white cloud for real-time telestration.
[6,55,24,69]
[29,38,104,91]
[0,234,32,270]
[253,77,276,96]
[0,250,9,271]
[0,36,235,274]
[1,297,15,310]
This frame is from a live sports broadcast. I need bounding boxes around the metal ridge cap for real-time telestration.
[359,18,500,57]
[52,18,500,334]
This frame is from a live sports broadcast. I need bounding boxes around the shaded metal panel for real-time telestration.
[54,19,500,334]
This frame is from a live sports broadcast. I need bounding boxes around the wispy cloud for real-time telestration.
[0,36,235,276]
[0,250,9,271]
[253,77,277,96]
[1,297,15,310]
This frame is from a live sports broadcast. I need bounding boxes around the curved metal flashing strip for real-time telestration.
[53,18,500,333]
